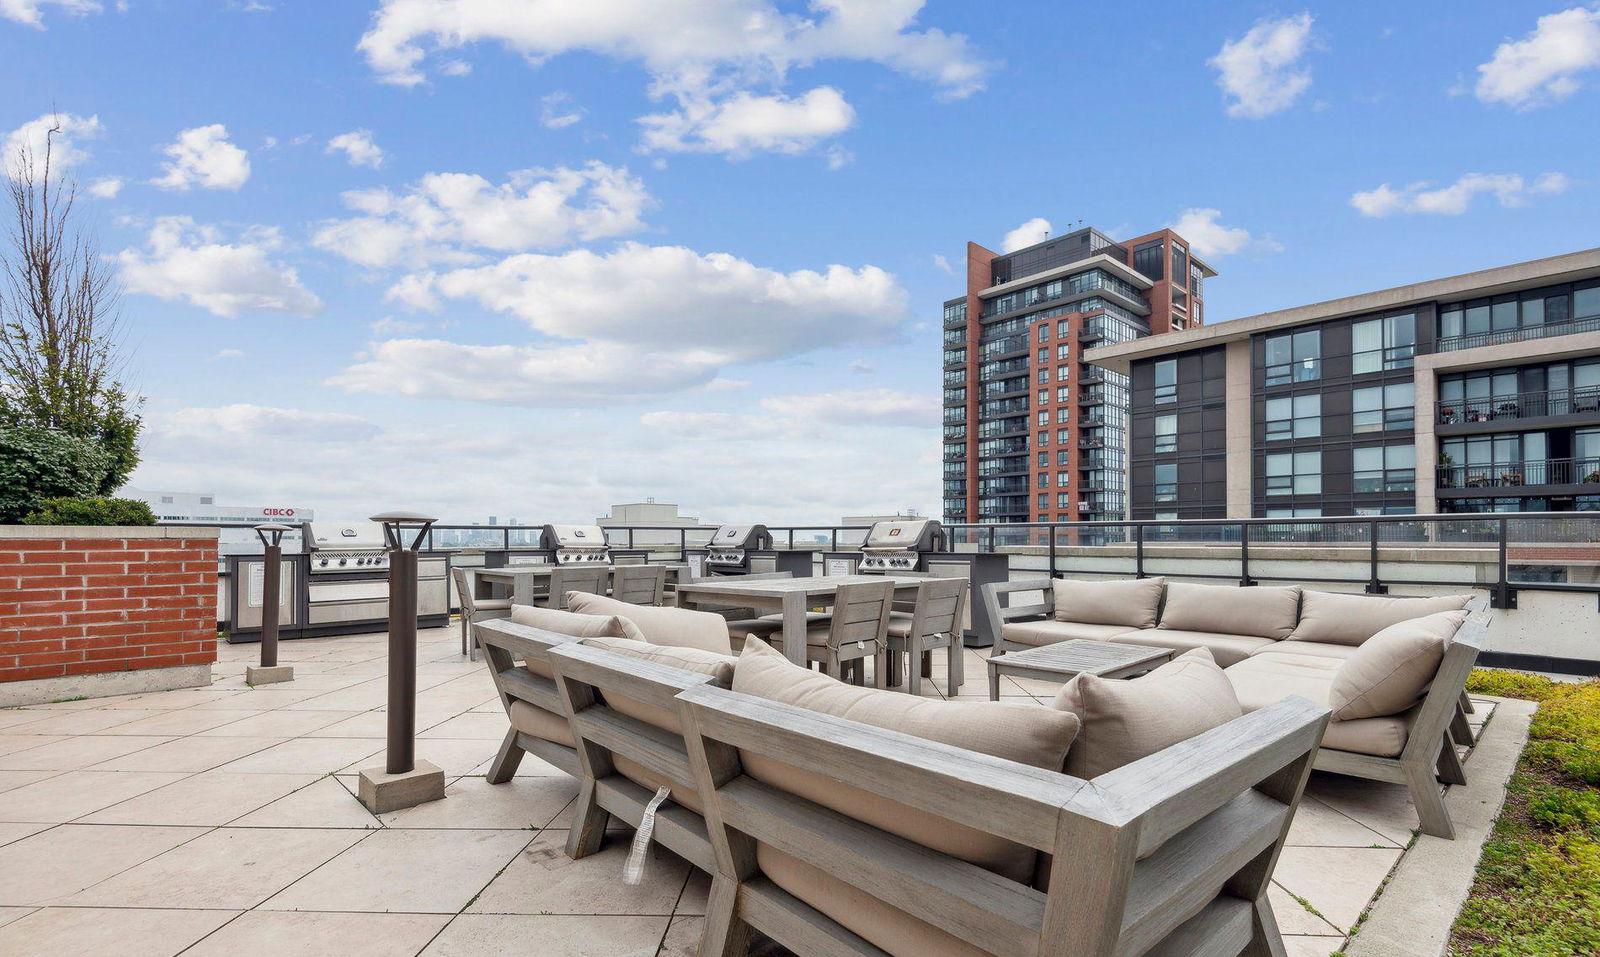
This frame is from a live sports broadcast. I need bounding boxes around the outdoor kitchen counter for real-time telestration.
[474,564,688,605]
[675,574,930,667]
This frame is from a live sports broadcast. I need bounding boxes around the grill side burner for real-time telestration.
[540,524,612,564]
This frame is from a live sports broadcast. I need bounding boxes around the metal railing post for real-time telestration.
[1048,523,1057,577]
[1239,520,1254,586]
[1134,522,1145,579]
[1493,516,1517,609]
[1366,520,1387,594]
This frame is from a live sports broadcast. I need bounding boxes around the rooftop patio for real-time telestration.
[0,625,1526,957]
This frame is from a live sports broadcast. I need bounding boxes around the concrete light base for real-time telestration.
[246,665,295,685]
[357,759,446,814]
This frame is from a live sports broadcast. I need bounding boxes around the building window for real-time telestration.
[1038,494,1048,509]
[1353,383,1415,432]
[1057,450,1071,466]
[1057,492,1072,508]
[1154,464,1178,503]
[1353,444,1416,493]
[1056,343,1071,360]
[1038,369,1049,384]
[1264,331,1321,385]
[1038,451,1048,468]
[1057,408,1072,424]
[160,496,174,503]
[1038,325,1049,342]
[1057,472,1070,487]
[1154,359,1177,403]
[1154,414,1178,452]
[1038,472,1049,488]
[1171,245,1188,284]
[1037,411,1048,426]
[1057,428,1071,444]
[1038,390,1048,404]
[1056,386,1071,402]
[1038,349,1048,363]
[1264,394,1321,441]
[1132,240,1164,280]
[1352,313,1416,374]
[1265,507,1322,518]
[1056,365,1070,381]
[1265,451,1322,495]
[1057,319,1070,337]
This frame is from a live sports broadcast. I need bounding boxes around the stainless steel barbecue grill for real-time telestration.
[830,518,1009,647]
[856,519,944,572]
[704,524,772,571]
[540,524,612,564]
[307,521,390,573]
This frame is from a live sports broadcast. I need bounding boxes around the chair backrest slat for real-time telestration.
[451,567,478,616]
[611,564,667,605]
[550,566,609,607]
[827,580,894,649]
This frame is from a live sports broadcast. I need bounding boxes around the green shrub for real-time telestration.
[21,496,156,527]
[1467,669,1564,703]
[1529,788,1600,832]
[0,424,115,522]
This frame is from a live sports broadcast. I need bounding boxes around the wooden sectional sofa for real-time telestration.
[475,590,1334,957]
[984,578,1487,838]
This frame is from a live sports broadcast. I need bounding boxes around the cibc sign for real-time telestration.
[259,508,298,518]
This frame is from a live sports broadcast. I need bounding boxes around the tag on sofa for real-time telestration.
[623,786,673,885]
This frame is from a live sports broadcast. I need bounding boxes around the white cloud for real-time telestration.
[540,91,585,129]
[639,87,855,157]
[311,162,652,269]
[327,129,385,169]
[0,0,100,28]
[160,404,381,444]
[86,175,123,198]
[116,216,323,318]
[931,253,953,275]
[1350,172,1570,217]
[1166,208,1279,258]
[357,0,987,156]
[1210,12,1316,118]
[1000,217,1051,253]
[2,112,102,171]
[824,144,853,170]
[1475,7,1600,110]
[331,242,909,405]
[645,387,936,437]
[152,124,251,191]
[209,348,245,360]
[370,315,425,336]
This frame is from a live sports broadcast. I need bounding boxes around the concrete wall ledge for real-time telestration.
[0,663,212,708]
[0,524,220,540]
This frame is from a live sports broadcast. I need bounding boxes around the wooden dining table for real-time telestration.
[674,574,930,667]
[472,563,688,605]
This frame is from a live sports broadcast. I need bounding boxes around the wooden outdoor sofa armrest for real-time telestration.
[983,578,1057,628]
[472,618,580,661]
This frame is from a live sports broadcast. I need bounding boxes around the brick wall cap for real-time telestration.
[0,525,221,541]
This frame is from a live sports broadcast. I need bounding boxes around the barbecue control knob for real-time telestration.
[338,558,347,566]
[318,559,328,567]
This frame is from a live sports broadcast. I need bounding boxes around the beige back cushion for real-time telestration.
[510,603,644,640]
[732,638,1079,883]
[1051,649,1243,778]
[565,591,733,655]
[1290,592,1474,647]
[1052,576,1165,629]
[1329,611,1464,720]
[574,636,736,811]
[1158,582,1301,640]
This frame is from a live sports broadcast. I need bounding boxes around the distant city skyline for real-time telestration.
[5,3,1598,523]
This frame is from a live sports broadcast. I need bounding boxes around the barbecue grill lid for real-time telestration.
[307,520,388,551]
[541,524,610,549]
[710,524,770,548]
[862,519,943,551]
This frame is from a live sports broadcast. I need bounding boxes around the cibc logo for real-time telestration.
[261,508,297,517]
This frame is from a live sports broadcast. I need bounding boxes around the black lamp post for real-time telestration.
[371,511,436,775]
[246,522,295,685]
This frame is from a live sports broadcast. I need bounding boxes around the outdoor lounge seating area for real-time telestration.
[0,573,1522,957]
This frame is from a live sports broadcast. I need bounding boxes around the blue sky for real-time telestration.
[3,1,1598,524]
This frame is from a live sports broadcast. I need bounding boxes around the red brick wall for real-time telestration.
[0,534,218,685]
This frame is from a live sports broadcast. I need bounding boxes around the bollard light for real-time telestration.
[356,511,446,813]
[245,522,295,685]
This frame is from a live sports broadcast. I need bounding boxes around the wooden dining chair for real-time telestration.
[546,566,610,609]
[451,567,512,660]
[884,577,969,696]
[609,564,666,605]
[772,579,895,685]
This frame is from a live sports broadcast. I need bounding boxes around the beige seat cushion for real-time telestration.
[757,846,991,957]
[1224,652,1412,757]
[1052,576,1165,629]
[565,591,733,655]
[1262,640,1359,662]
[1052,649,1243,778]
[1329,612,1464,720]
[1003,619,1136,647]
[1110,628,1274,667]
[733,638,1079,883]
[1158,582,1302,641]
[1290,592,1474,647]
[510,603,643,640]
[507,699,575,748]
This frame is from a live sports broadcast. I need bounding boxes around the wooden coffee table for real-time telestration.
[986,639,1174,700]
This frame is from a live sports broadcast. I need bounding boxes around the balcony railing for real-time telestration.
[1438,386,1600,425]
[1436,457,1600,490]
[1435,314,1600,352]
